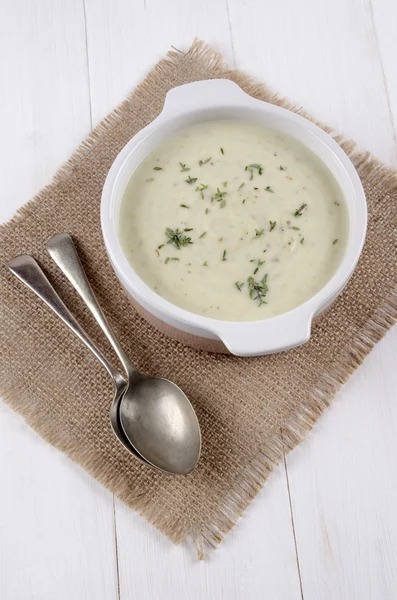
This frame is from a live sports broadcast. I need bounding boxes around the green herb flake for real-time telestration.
[238,183,245,190]
[245,163,264,176]
[199,231,207,239]
[214,187,227,201]
[153,166,163,171]
[184,228,193,232]
[265,186,274,193]
[247,273,268,306]
[199,157,212,166]
[294,203,307,217]
[157,244,164,250]
[220,199,226,208]
[254,228,265,239]
[222,249,227,261]
[179,162,190,172]
[292,226,300,231]
[242,199,246,204]
[223,181,228,188]
[165,256,180,264]
[202,261,208,267]
[165,227,193,249]
[333,238,339,245]
[185,175,198,185]
[269,220,276,232]
[235,281,244,291]
[300,237,305,244]
[180,204,190,208]
[220,147,224,155]
[205,208,209,215]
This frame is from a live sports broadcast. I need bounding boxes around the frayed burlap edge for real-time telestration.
[1,40,397,558]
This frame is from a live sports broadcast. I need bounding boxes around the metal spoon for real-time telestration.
[7,254,149,465]
[46,233,201,475]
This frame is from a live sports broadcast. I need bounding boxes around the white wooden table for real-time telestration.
[1,1,397,598]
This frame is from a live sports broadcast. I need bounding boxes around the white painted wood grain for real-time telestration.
[83,0,234,126]
[227,0,396,167]
[0,0,92,221]
[371,0,397,148]
[287,329,397,600]
[0,404,118,600]
[115,465,301,600]
[0,2,118,599]
[1,0,397,597]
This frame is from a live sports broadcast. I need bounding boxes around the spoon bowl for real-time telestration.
[120,376,201,474]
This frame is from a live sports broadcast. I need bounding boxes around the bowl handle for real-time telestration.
[161,79,252,116]
[213,309,314,357]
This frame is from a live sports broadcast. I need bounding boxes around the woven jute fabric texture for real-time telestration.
[1,41,396,556]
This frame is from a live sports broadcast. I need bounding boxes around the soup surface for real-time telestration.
[119,120,348,321]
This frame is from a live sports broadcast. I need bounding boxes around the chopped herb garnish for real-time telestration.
[180,204,190,209]
[214,187,227,201]
[279,165,286,171]
[223,181,228,188]
[197,183,208,191]
[220,199,226,208]
[153,166,163,171]
[165,257,180,264]
[300,237,305,244]
[245,163,264,176]
[184,227,193,232]
[248,273,268,306]
[179,162,190,172]
[292,226,300,231]
[165,227,193,249]
[265,186,274,193]
[199,157,212,166]
[294,203,307,217]
[220,147,224,154]
[185,175,198,184]
[242,199,246,204]
[202,261,208,267]
[253,258,265,274]
[222,249,227,261]
[157,244,164,249]
[333,238,338,245]
[235,281,244,291]
[199,231,207,239]
[238,182,245,190]
[205,208,209,215]
[254,228,265,238]
[269,220,276,232]
[218,237,223,242]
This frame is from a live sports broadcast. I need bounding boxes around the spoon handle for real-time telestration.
[8,255,122,383]
[47,233,137,378]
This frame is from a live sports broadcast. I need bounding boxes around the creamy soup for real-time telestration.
[119,120,348,321]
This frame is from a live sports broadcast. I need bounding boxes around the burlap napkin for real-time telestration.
[1,41,396,556]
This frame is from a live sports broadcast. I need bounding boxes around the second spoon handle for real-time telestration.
[8,255,121,383]
[47,233,137,378]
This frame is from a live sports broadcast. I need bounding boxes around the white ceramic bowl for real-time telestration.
[101,79,367,357]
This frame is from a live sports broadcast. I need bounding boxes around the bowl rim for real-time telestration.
[101,79,367,356]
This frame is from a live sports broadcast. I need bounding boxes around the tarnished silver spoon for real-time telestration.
[46,233,201,475]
